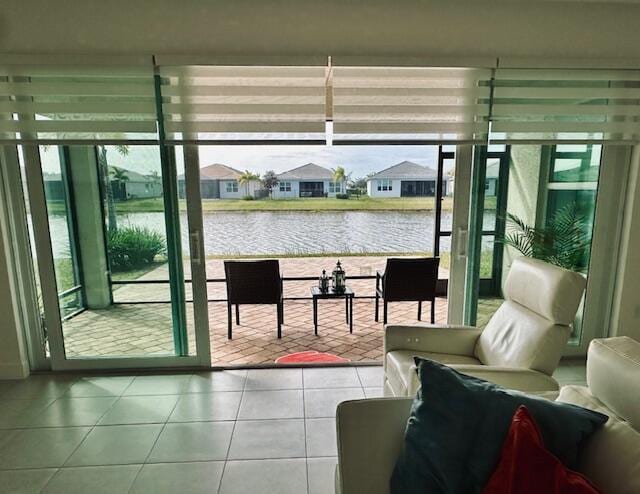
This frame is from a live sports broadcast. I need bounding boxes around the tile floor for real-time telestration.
[0,363,585,494]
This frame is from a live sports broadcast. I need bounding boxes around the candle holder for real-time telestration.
[332,260,346,294]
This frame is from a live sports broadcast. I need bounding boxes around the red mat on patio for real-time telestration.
[275,351,350,364]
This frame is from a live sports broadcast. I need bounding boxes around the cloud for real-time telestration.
[198,145,445,176]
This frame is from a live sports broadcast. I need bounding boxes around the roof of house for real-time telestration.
[198,163,244,180]
[367,161,437,180]
[277,163,334,180]
[109,165,155,183]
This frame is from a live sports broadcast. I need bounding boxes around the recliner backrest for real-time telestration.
[557,337,640,494]
[474,257,586,374]
[586,337,640,430]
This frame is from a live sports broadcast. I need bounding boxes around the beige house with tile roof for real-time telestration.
[273,163,345,198]
[179,163,260,199]
[366,161,449,198]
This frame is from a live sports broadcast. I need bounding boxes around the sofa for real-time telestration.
[384,256,587,396]
[336,336,640,494]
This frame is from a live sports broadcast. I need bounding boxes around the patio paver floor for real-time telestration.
[62,256,502,365]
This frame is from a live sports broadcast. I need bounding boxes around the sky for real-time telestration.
[196,145,447,178]
[38,144,457,178]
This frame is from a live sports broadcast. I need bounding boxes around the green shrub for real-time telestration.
[242,195,255,201]
[336,193,350,200]
[107,226,166,272]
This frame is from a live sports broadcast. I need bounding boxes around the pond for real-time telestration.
[48,210,496,258]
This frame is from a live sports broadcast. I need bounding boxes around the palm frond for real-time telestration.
[497,202,591,272]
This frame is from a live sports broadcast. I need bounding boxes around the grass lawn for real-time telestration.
[103,196,463,213]
[49,196,498,213]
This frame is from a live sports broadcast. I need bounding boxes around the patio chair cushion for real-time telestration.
[390,358,608,494]
[385,350,480,396]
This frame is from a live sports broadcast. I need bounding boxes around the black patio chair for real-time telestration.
[375,257,440,324]
[224,259,284,339]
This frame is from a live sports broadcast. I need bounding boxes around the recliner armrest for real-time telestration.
[336,397,413,494]
[453,365,560,392]
[384,324,482,357]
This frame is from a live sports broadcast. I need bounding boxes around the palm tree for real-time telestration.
[109,166,130,207]
[238,170,260,196]
[38,113,129,233]
[97,145,129,233]
[110,167,130,184]
[331,166,349,194]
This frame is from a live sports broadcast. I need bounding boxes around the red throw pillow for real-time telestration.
[483,406,601,494]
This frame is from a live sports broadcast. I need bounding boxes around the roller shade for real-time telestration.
[158,65,327,142]
[331,66,492,143]
[490,68,640,143]
[0,65,158,143]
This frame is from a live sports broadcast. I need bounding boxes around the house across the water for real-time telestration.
[366,161,449,197]
[179,163,260,199]
[43,166,163,202]
[272,163,345,198]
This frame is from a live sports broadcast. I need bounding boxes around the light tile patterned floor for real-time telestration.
[0,363,584,494]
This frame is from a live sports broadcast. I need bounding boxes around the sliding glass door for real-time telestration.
[20,143,210,370]
[462,143,629,354]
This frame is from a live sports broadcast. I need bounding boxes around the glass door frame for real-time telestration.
[15,138,476,370]
[19,141,211,371]
[447,145,474,325]
[460,142,631,355]
[463,146,511,326]
[0,144,48,371]
[563,145,631,356]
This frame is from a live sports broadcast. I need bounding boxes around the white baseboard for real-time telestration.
[0,361,29,380]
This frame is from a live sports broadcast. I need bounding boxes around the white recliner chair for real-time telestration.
[384,256,587,396]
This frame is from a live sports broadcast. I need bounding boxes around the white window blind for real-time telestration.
[2,62,638,145]
[158,65,327,143]
[0,66,158,143]
[330,66,492,143]
[490,68,640,143]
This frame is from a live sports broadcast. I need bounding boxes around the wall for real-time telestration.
[610,145,640,342]
[123,181,162,200]
[68,146,111,309]
[2,1,640,60]
[325,180,344,197]
[368,179,400,197]
[272,180,299,199]
[220,180,260,199]
[502,145,544,285]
